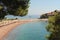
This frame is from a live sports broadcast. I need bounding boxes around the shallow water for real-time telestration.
[4,21,49,40]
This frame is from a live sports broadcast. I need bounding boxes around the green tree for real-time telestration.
[46,10,60,40]
[0,0,30,19]
[0,5,7,19]
[40,14,48,19]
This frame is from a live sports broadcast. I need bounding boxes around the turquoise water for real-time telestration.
[4,21,49,40]
[5,15,40,19]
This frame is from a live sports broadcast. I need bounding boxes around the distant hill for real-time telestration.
[40,10,60,19]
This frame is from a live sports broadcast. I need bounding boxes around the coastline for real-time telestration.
[0,19,32,40]
[0,19,48,40]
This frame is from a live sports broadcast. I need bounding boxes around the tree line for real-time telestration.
[46,10,60,40]
[0,0,30,20]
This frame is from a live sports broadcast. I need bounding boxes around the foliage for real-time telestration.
[40,14,48,19]
[0,5,7,20]
[46,10,60,40]
[0,5,3,10]
[0,0,30,19]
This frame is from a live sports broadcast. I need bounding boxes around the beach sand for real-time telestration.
[0,19,48,40]
[0,20,32,40]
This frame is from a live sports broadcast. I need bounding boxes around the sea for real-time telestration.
[4,15,49,40]
[5,15,40,19]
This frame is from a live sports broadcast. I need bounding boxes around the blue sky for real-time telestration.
[28,0,60,15]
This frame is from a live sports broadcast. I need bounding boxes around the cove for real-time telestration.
[4,21,49,40]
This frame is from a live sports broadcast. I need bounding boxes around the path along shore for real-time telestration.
[0,19,48,40]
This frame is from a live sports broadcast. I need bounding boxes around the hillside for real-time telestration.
[40,10,60,19]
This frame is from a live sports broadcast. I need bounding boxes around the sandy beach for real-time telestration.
[0,20,32,40]
[0,19,48,40]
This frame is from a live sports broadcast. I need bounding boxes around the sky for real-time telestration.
[28,0,60,15]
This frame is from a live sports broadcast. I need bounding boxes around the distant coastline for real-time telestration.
[39,10,59,19]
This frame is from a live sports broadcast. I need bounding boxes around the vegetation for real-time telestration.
[40,14,48,19]
[46,10,60,40]
[0,0,30,19]
[40,10,57,19]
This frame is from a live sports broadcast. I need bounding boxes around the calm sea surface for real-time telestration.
[4,21,49,40]
[5,15,40,19]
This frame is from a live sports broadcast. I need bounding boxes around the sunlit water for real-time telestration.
[3,21,49,40]
[5,15,40,19]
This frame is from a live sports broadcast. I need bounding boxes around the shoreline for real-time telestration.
[0,19,48,40]
[0,19,32,40]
